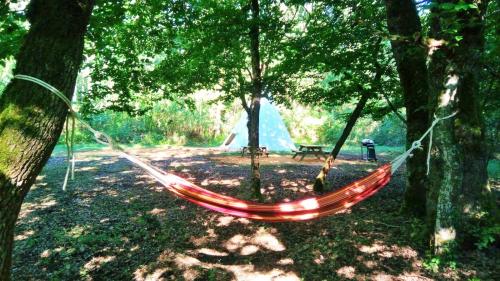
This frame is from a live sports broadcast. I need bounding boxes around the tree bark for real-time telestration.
[453,0,495,233]
[0,1,94,279]
[248,0,263,197]
[427,67,463,254]
[384,0,431,217]
[427,0,495,253]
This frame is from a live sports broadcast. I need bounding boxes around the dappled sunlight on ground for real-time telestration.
[14,229,35,241]
[84,255,116,271]
[222,227,286,254]
[17,196,58,220]
[337,265,356,278]
[13,147,498,280]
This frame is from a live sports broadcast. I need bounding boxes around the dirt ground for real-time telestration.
[12,147,499,281]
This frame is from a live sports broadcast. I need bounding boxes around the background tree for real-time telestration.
[384,0,498,253]
[276,0,404,191]
[384,0,431,217]
[247,0,264,196]
[84,0,299,197]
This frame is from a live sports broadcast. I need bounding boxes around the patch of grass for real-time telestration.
[52,143,107,156]
[487,159,499,179]
[338,144,405,156]
[52,142,178,157]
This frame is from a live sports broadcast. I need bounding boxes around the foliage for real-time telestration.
[0,1,28,65]
[61,96,407,147]
[422,249,459,275]
[281,102,405,146]
[83,0,299,115]
[474,224,500,250]
[61,98,237,146]
[82,0,404,125]
[422,256,442,273]
[275,0,403,119]
[83,0,178,115]
[0,2,28,92]
[0,58,15,94]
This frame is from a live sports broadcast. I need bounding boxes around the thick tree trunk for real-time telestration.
[426,5,451,248]
[313,89,372,192]
[384,0,431,217]
[453,0,495,232]
[427,67,463,254]
[427,0,495,253]
[0,1,94,279]
[248,0,263,197]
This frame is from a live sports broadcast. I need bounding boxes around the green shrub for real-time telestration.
[59,99,407,148]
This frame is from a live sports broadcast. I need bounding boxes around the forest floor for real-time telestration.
[13,146,499,281]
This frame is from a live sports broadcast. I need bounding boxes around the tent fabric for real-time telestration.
[220,98,296,151]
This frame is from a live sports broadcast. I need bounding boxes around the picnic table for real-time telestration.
[292,144,329,161]
[241,146,269,157]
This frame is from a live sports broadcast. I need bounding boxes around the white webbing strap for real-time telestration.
[14,74,117,190]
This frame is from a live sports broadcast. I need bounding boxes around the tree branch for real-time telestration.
[246,67,253,79]
[239,93,250,114]
[381,89,407,125]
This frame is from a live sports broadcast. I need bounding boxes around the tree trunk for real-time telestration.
[384,0,431,217]
[426,4,451,248]
[248,0,263,197]
[427,67,463,254]
[427,0,495,253]
[0,1,94,279]
[453,0,496,236]
[313,89,372,192]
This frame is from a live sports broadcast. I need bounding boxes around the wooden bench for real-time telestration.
[291,149,304,159]
[292,145,328,161]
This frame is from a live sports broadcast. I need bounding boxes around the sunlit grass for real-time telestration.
[53,142,405,158]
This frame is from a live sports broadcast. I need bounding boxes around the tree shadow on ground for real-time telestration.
[12,148,498,281]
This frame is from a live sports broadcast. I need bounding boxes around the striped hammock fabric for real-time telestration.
[120,150,392,222]
[166,164,392,222]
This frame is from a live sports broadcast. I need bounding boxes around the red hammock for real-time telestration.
[150,161,392,222]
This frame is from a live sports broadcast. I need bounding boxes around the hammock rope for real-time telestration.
[389,112,457,175]
[13,74,456,222]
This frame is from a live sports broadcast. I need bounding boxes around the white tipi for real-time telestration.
[220,98,296,151]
